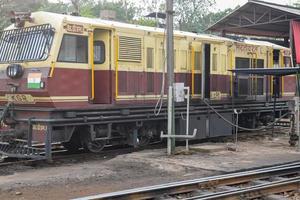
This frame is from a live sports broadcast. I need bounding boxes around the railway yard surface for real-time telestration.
[1,130,300,200]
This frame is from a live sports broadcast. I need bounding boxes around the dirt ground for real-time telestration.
[1,131,300,200]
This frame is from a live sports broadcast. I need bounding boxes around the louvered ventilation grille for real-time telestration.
[119,36,142,62]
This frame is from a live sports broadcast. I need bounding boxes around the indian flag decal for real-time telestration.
[27,73,42,89]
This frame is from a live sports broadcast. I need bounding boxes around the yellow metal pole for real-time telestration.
[191,46,195,97]
[114,36,119,99]
[89,31,95,101]
[255,53,258,95]
[270,51,274,95]
[49,61,56,78]
[230,48,234,97]
[280,51,285,95]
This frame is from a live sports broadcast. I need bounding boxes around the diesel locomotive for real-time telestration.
[0,11,295,160]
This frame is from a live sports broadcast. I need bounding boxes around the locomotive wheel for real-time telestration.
[81,127,107,153]
[83,140,106,153]
[137,135,151,147]
[137,128,153,147]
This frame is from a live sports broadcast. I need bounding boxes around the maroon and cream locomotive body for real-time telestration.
[0,12,295,159]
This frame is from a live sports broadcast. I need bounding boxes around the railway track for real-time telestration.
[0,128,288,168]
[0,142,164,168]
[73,161,300,200]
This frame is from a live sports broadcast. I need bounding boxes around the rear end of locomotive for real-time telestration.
[229,40,294,130]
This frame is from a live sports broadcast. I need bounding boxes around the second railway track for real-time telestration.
[73,161,300,200]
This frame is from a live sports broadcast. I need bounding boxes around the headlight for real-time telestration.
[6,64,23,79]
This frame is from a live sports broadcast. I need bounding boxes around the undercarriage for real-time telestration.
[0,100,291,161]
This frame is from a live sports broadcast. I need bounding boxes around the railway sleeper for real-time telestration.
[265,194,289,200]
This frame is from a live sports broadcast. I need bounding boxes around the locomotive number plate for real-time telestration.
[65,24,84,34]
[5,94,35,104]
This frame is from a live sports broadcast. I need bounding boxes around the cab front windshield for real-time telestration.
[0,24,54,63]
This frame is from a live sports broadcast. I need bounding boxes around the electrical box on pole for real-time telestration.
[161,83,197,152]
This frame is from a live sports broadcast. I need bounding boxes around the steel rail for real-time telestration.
[72,162,300,200]
[187,177,300,200]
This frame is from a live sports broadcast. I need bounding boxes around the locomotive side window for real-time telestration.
[174,50,177,69]
[256,59,264,95]
[159,49,165,69]
[57,34,88,63]
[284,56,291,67]
[236,57,250,96]
[180,50,187,70]
[212,53,218,71]
[0,24,54,63]
[221,54,227,73]
[147,47,154,68]
[94,41,105,64]
[194,51,202,70]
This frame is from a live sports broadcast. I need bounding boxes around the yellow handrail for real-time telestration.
[89,31,95,101]
[270,51,274,95]
[230,48,234,97]
[191,46,195,97]
[280,51,285,95]
[114,36,119,99]
[254,52,258,95]
[48,61,56,77]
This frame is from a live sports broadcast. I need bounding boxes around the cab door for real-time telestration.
[191,42,202,97]
[93,28,112,104]
[202,43,211,99]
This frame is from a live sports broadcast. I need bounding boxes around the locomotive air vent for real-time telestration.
[119,36,142,62]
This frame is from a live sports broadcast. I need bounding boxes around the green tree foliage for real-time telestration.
[198,8,235,33]
[43,0,139,22]
[292,1,300,7]
[142,0,165,14]
[93,0,138,22]
[174,0,215,32]
[134,18,157,27]
[0,0,141,29]
[0,0,234,33]
[0,0,47,29]
[38,1,69,14]
[140,0,225,32]
[39,0,95,17]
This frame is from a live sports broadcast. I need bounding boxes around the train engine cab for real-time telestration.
[0,12,114,157]
[0,12,113,109]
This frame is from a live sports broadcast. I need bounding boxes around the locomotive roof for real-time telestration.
[35,12,288,50]
[6,11,289,51]
[30,11,234,43]
[243,40,289,50]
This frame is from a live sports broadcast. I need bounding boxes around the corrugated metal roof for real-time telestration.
[207,0,300,38]
[251,0,300,16]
